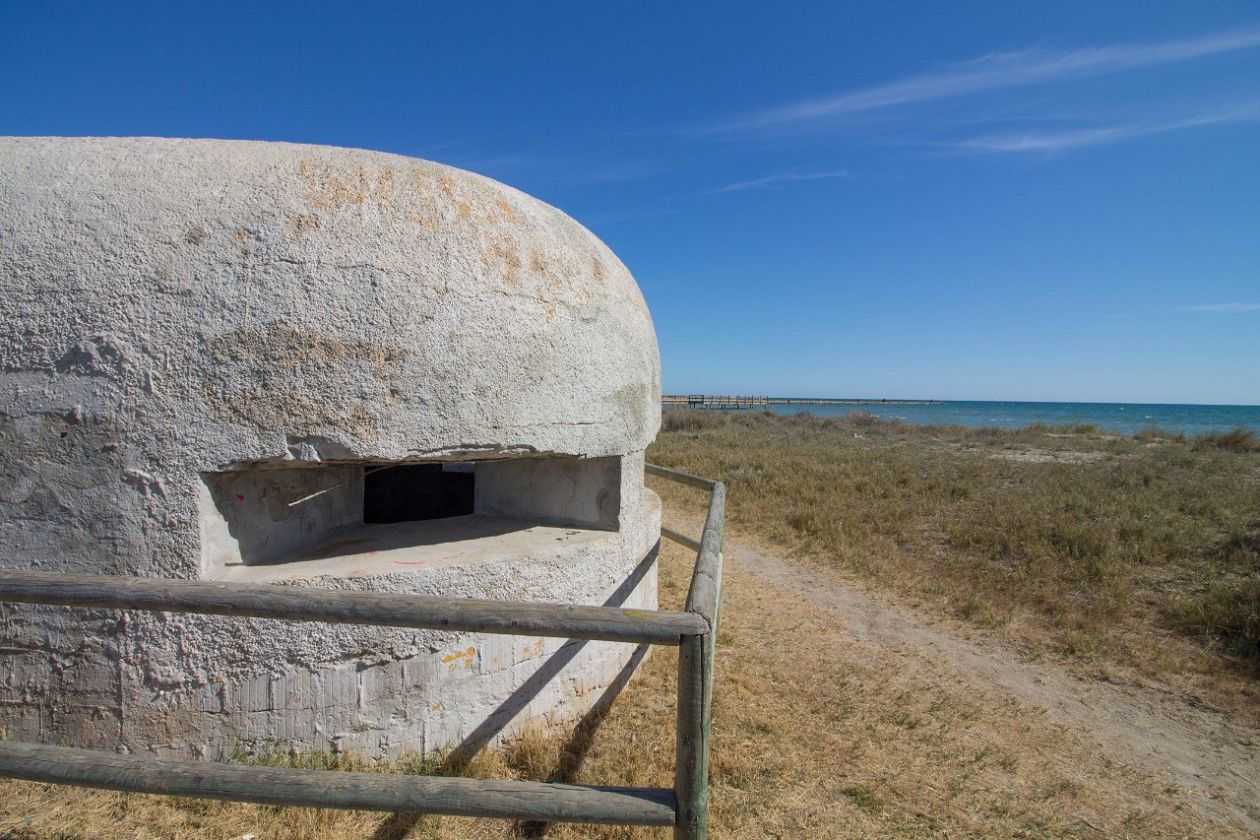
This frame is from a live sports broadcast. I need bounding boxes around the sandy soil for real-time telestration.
[988,448,1110,464]
[937,442,1111,464]
[679,516,1260,833]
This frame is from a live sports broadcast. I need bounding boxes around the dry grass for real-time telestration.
[1196,427,1260,453]
[1170,579,1260,663]
[650,410,1260,713]
[0,538,1239,839]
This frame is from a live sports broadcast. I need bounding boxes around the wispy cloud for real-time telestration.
[953,102,1260,152]
[702,168,851,194]
[696,28,1260,135]
[1180,303,1260,313]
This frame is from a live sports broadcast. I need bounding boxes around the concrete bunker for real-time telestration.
[0,137,662,761]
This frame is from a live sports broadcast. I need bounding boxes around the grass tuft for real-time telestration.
[1196,427,1260,453]
[1133,425,1186,443]
[1170,579,1260,664]
[1028,421,1104,435]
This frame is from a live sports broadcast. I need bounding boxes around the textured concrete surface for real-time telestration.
[0,137,663,759]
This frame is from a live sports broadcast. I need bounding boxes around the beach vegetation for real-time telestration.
[649,409,1260,703]
[1172,579,1260,662]
[1196,426,1260,453]
[1133,425,1187,443]
[1027,421,1104,435]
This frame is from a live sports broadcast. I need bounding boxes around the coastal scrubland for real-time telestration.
[0,411,1256,838]
[652,410,1260,710]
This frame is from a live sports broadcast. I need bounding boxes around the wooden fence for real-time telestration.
[0,463,725,839]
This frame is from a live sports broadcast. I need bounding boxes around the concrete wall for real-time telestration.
[103,490,660,760]
[475,455,622,529]
[142,494,659,760]
[199,465,364,572]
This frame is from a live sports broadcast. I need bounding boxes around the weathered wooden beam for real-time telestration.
[660,475,724,839]
[660,525,701,553]
[673,630,714,839]
[645,463,717,491]
[0,741,677,826]
[0,571,706,645]
[684,483,726,630]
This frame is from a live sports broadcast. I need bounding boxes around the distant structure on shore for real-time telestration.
[664,395,945,410]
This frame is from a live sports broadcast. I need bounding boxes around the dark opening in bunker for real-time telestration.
[364,463,475,524]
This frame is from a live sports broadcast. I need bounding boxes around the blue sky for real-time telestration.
[2,2,1258,404]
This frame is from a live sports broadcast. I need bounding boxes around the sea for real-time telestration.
[748,400,1260,437]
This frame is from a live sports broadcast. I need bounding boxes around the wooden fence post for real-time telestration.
[674,626,714,839]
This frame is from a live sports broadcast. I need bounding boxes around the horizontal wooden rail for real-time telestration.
[0,571,707,645]
[645,463,717,491]
[661,525,701,553]
[684,483,726,632]
[0,741,676,826]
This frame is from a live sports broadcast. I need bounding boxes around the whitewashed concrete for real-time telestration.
[0,137,662,760]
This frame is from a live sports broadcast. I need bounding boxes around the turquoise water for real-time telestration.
[743,400,1260,437]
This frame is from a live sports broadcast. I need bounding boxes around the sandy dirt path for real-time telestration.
[665,514,1260,834]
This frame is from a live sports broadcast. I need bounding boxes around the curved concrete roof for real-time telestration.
[0,137,660,462]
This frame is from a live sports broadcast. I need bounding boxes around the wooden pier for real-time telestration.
[668,395,770,410]
[663,395,945,410]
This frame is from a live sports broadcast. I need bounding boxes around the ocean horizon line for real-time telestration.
[665,395,1260,409]
[662,396,1260,436]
